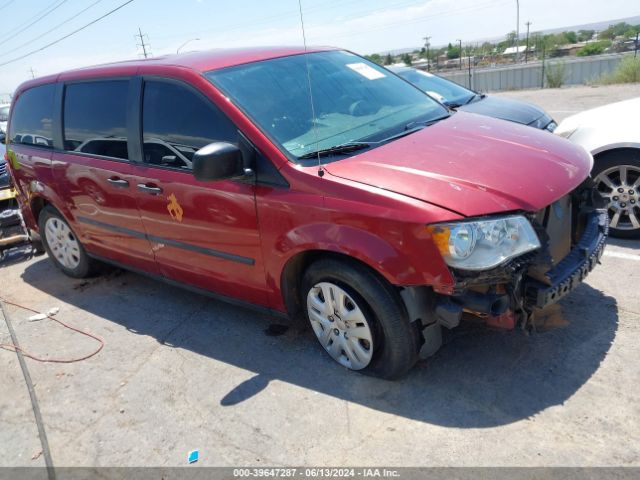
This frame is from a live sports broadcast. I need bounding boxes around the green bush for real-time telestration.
[598,57,640,84]
[577,40,612,56]
[545,62,566,88]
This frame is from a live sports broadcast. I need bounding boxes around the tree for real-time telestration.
[506,30,517,45]
[401,53,412,66]
[446,43,461,59]
[384,53,393,65]
[577,29,595,42]
[365,53,383,65]
[562,31,577,44]
[600,22,636,40]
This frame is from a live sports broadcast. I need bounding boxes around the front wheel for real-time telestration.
[592,150,640,239]
[39,206,95,278]
[301,258,419,380]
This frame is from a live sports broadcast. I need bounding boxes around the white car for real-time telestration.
[555,97,640,238]
[0,104,9,135]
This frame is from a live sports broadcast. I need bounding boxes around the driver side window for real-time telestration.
[142,80,237,170]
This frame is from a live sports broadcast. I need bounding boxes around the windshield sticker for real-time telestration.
[346,63,386,80]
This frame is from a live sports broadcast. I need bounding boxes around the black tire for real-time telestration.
[592,149,640,239]
[38,205,95,278]
[301,257,419,380]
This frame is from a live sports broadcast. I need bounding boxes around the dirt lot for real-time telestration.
[1,85,640,469]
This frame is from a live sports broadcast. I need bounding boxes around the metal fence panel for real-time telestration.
[439,52,633,92]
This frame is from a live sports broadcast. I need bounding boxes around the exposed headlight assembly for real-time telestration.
[427,215,541,271]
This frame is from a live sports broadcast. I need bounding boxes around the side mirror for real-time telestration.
[0,132,5,144]
[193,142,245,181]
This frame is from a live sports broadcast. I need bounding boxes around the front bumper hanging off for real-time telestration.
[523,208,608,310]
[423,195,608,335]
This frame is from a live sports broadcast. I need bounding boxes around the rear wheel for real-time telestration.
[592,150,640,239]
[39,206,95,278]
[301,258,419,379]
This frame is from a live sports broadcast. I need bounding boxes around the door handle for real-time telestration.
[107,177,129,188]
[137,183,163,195]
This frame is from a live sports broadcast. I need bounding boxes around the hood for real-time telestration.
[458,95,548,127]
[556,97,640,135]
[325,111,592,217]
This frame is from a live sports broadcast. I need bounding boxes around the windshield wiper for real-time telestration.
[403,114,451,131]
[298,142,370,160]
[464,93,486,105]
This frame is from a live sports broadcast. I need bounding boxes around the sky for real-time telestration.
[0,0,638,96]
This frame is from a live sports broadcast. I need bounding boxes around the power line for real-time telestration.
[0,0,105,59]
[0,0,136,68]
[135,27,151,58]
[0,0,69,48]
[0,0,15,12]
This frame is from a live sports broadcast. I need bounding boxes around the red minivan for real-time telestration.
[5,47,607,379]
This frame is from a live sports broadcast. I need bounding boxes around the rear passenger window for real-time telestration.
[9,84,55,148]
[142,81,237,169]
[63,81,129,160]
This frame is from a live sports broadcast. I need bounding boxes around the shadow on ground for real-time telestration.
[20,257,618,428]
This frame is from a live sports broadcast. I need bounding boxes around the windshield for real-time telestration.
[0,106,9,122]
[207,50,447,160]
[396,69,474,105]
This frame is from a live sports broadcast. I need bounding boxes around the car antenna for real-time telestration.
[297,0,324,177]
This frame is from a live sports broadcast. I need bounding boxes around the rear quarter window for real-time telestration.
[63,80,129,160]
[9,84,55,148]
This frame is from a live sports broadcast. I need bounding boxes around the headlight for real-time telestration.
[528,114,555,131]
[555,128,576,139]
[427,215,541,270]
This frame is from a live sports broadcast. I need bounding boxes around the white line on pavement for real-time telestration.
[603,250,640,261]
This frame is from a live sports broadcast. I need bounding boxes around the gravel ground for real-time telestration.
[1,85,640,471]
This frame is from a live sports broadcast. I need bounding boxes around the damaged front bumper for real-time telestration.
[409,182,609,341]
[405,182,608,358]
[523,208,608,309]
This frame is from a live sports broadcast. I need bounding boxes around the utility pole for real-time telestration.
[525,21,531,63]
[468,47,472,89]
[28,67,35,79]
[515,0,520,63]
[635,32,639,58]
[423,35,431,71]
[457,39,462,70]
[541,43,546,89]
[135,27,151,59]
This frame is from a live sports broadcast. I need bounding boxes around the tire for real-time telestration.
[592,150,640,239]
[301,258,420,380]
[38,206,95,278]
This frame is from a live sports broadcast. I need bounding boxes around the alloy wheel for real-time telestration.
[45,217,81,269]
[306,282,374,370]
[594,164,640,231]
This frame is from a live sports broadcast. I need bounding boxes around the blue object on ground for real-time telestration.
[188,450,199,463]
